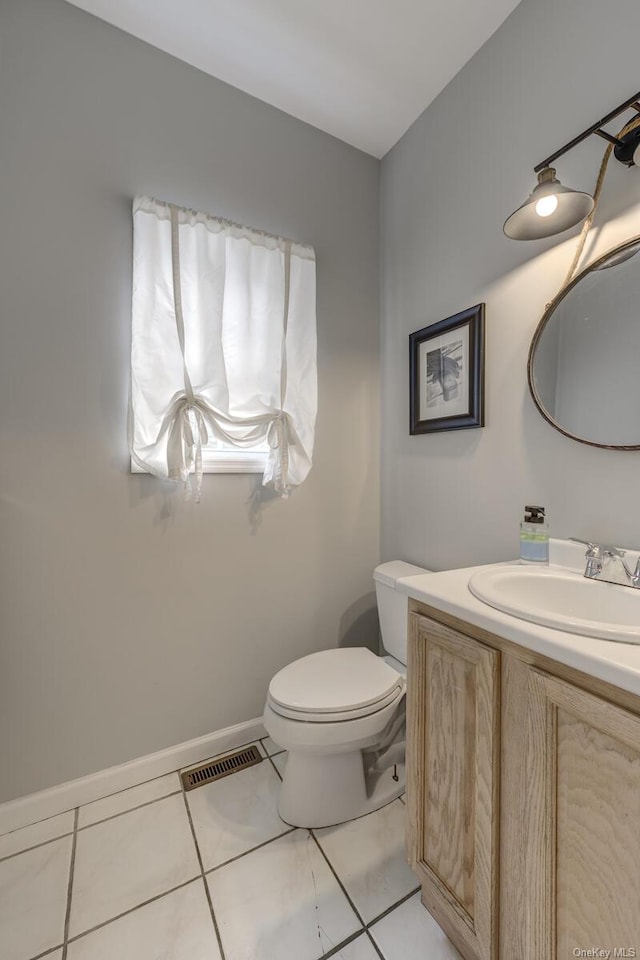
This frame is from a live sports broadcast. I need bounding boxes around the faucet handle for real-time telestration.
[569,537,598,556]
[568,537,625,559]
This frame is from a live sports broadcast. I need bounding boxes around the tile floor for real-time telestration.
[0,737,463,960]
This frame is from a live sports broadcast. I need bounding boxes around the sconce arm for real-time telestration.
[533,91,640,174]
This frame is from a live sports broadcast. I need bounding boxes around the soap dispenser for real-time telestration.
[520,505,549,563]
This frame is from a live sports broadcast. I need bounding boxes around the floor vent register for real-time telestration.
[181,744,262,791]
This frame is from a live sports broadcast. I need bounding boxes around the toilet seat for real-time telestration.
[267,648,405,723]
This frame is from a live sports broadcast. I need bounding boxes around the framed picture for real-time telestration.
[409,303,485,434]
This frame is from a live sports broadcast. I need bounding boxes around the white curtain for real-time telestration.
[129,196,317,499]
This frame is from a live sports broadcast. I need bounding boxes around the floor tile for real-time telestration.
[78,773,180,828]
[369,892,463,960]
[69,793,200,938]
[330,933,381,959]
[271,752,287,777]
[260,736,285,756]
[207,829,361,960]
[187,758,289,870]
[314,800,417,923]
[67,879,221,960]
[0,835,72,960]
[0,811,74,860]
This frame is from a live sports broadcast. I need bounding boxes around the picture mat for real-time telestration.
[418,324,469,420]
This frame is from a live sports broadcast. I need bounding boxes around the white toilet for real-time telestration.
[263,560,429,828]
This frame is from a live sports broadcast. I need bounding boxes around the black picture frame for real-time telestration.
[409,303,485,434]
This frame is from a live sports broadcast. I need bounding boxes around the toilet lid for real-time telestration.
[268,648,404,717]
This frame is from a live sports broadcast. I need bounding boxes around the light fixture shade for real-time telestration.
[503,167,594,240]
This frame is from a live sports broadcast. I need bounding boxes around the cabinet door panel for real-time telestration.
[407,615,499,960]
[423,641,476,912]
[526,671,640,959]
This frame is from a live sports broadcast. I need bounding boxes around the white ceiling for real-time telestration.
[65,0,522,158]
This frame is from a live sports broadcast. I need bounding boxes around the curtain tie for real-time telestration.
[267,412,292,498]
[164,395,209,502]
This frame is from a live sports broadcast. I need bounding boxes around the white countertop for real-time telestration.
[397,541,640,699]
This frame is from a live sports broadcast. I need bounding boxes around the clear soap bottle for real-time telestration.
[520,505,549,563]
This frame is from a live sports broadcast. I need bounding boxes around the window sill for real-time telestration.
[131,451,267,475]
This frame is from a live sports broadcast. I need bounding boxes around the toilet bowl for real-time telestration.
[263,561,429,828]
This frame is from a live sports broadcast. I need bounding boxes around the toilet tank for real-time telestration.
[374,561,431,665]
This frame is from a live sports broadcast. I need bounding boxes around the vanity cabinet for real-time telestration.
[407,605,640,960]
[406,614,500,960]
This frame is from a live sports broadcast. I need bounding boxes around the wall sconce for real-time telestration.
[504,91,640,240]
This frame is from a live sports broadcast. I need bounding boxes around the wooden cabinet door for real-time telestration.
[522,670,640,960]
[407,614,500,960]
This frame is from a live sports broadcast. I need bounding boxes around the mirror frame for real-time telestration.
[527,233,640,451]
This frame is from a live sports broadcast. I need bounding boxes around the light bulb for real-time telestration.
[535,194,559,218]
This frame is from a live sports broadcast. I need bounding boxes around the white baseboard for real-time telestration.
[0,718,266,836]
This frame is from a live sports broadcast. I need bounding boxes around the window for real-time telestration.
[129,196,317,498]
[131,437,269,474]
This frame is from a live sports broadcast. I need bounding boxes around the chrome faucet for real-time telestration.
[569,537,640,588]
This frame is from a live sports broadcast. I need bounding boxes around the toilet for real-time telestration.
[263,560,429,828]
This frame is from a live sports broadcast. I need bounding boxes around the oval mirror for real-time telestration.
[528,235,640,449]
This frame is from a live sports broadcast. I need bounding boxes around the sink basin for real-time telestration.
[468,565,640,644]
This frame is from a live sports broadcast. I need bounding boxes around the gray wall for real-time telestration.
[381,0,640,572]
[0,0,380,802]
